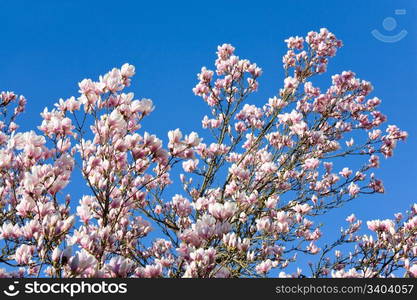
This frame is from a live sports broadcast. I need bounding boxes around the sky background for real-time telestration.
[0,0,416,274]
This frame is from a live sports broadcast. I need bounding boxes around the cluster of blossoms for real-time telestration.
[312,206,417,278]
[0,29,413,278]
[193,43,262,108]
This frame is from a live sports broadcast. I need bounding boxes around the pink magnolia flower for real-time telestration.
[208,201,237,221]
[256,259,276,275]
[409,265,417,278]
[284,36,304,50]
[283,76,299,93]
[339,167,352,178]
[182,159,199,172]
[348,182,360,197]
[14,245,35,265]
[172,194,192,217]
[303,158,320,170]
[106,256,134,277]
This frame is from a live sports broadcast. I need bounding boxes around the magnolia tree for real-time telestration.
[0,28,414,278]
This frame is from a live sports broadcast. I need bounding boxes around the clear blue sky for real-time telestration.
[1,0,416,271]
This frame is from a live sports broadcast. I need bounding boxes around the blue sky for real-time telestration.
[0,0,416,273]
